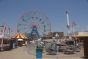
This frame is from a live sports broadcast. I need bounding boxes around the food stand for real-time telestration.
[11,34,28,47]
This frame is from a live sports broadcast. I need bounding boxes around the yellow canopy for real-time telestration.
[74,34,88,37]
[12,34,27,39]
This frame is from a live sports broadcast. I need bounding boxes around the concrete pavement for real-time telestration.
[0,46,84,59]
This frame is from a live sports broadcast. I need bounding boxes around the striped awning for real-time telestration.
[12,34,27,39]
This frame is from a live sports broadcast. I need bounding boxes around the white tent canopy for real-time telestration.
[18,39,23,41]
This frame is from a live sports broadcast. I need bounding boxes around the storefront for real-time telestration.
[73,32,88,59]
[0,38,10,51]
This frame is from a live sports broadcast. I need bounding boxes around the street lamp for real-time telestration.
[55,33,59,59]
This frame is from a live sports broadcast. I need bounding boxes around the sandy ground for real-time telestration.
[0,46,84,59]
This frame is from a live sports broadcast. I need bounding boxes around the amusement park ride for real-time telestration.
[30,24,40,38]
[17,11,52,58]
[66,11,76,38]
[0,24,10,51]
[17,11,51,39]
[0,25,10,38]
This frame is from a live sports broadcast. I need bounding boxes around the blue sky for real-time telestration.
[0,0,88,35]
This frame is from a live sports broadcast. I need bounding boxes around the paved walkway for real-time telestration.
[0,46,84,59]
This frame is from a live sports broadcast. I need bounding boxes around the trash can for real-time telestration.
[36,47,43,59]
[9,40,13,49]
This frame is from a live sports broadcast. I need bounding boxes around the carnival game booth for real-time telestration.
[12,34,28,46]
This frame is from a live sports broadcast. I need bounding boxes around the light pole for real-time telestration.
[55,33,59,59]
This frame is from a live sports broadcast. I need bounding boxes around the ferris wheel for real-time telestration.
[17,11,51,37]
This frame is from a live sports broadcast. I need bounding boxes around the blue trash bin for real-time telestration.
[36,48,43,59]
